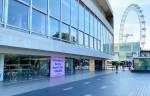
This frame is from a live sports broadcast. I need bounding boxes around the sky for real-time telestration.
[108,0,150,50]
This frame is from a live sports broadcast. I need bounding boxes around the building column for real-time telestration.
[0,54,4,81]
[89,58,95,72]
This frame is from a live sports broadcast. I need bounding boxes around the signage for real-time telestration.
[50,57,65,77]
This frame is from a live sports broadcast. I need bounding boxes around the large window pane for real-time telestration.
[32,9,46,35]
[98,21,101,40]
[49,18,59,38]
[94,39,97,50]
[79,3,84,31]
[79,31,84,45]
[94,17,98,38]
[101,25,104,52]
[60,23,70,41]
[8,0,29,30]
[49,0,60,19]
[90,14,94,36]
[90,37,94,49]
[85,34,89,47]
[61,0,70,24]
[32,0,47,12]
[71,27,77,43]
[71,0,78,28]
[0,0,2,22]
[85,9,90,34]
[98,40,101,51]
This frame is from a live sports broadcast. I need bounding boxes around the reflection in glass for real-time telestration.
[60,23,70,41]
[61,0,70,24]
[94,39,97,50]
[71,0,78,28]
[50,18,60,38]
[85,9,90,34]
[32,9,46,35]
[0,0,2,22]
[32,0,47,12]
[79,3,84,31]
[90,36,94,48]
[4,55,49,82]
[94,18,98,38]
[79,31,84,45]
[90,14,94,36]
[49,0,60,19]
[70,27,77,43]
[21,0,30,4]
[85,34,89,47]
[8,0,29,30]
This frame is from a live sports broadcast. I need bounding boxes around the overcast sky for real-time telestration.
[108,0,150,50]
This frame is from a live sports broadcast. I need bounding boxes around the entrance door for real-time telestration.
[95,60,103,71]
[65,58,75,75]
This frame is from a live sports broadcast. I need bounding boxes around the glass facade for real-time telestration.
[49,0,60,19]
[79,31,84,45]
[49,17,59,38]
[71,0,78,28]
[70,27,77,43]
[8,0,29,30]
[1,0,113,54]
[4,55,49,82]
[32,9,46,35]
[0,0,2,23]
[79,3,84,31]
[32,0,47,13]
[60,23,70,41]
[61,0,70,24]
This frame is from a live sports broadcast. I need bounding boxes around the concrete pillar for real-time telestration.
[0,54,4,81]
[89,58,95,72]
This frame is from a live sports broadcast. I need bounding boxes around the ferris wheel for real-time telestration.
[119,4,146,49]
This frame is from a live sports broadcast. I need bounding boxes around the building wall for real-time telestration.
[0,0,114,59]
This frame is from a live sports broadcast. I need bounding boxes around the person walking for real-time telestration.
[116,62,119,73]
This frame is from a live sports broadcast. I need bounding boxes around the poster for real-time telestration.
[50,57,65,77]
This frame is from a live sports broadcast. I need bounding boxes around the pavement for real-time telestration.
[15,71,150,96]
[0,71,112,96]
[1,70,150,96]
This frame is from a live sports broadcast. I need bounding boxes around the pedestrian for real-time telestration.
[116,63,119,73]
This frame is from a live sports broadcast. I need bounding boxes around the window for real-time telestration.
[71,0,78,28]
[79,31,84,45]
[49,18,59,38]
[98,40,101,51]
[98,21,101,40]
[94,39,97,50]
[101,25,104,52]
[90,14,94,36]
[71,27,77,43]
[61,0,70,24]
[79,3,84,31]
[94,17,98,38]
[60,23,70,41]
[8,0,29,30]
[90,36,94,48]
[0,0,2,22]
[32,0,47,12]
[84,34,89,47]
[49,0,60,19]
[32,9,46,35]
[85,9,90,34]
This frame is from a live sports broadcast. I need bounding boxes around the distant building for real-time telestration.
[114,42,141,61]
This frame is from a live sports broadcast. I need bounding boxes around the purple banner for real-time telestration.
[50,57,65,77]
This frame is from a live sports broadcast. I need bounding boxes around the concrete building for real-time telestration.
[0,0,114,82]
